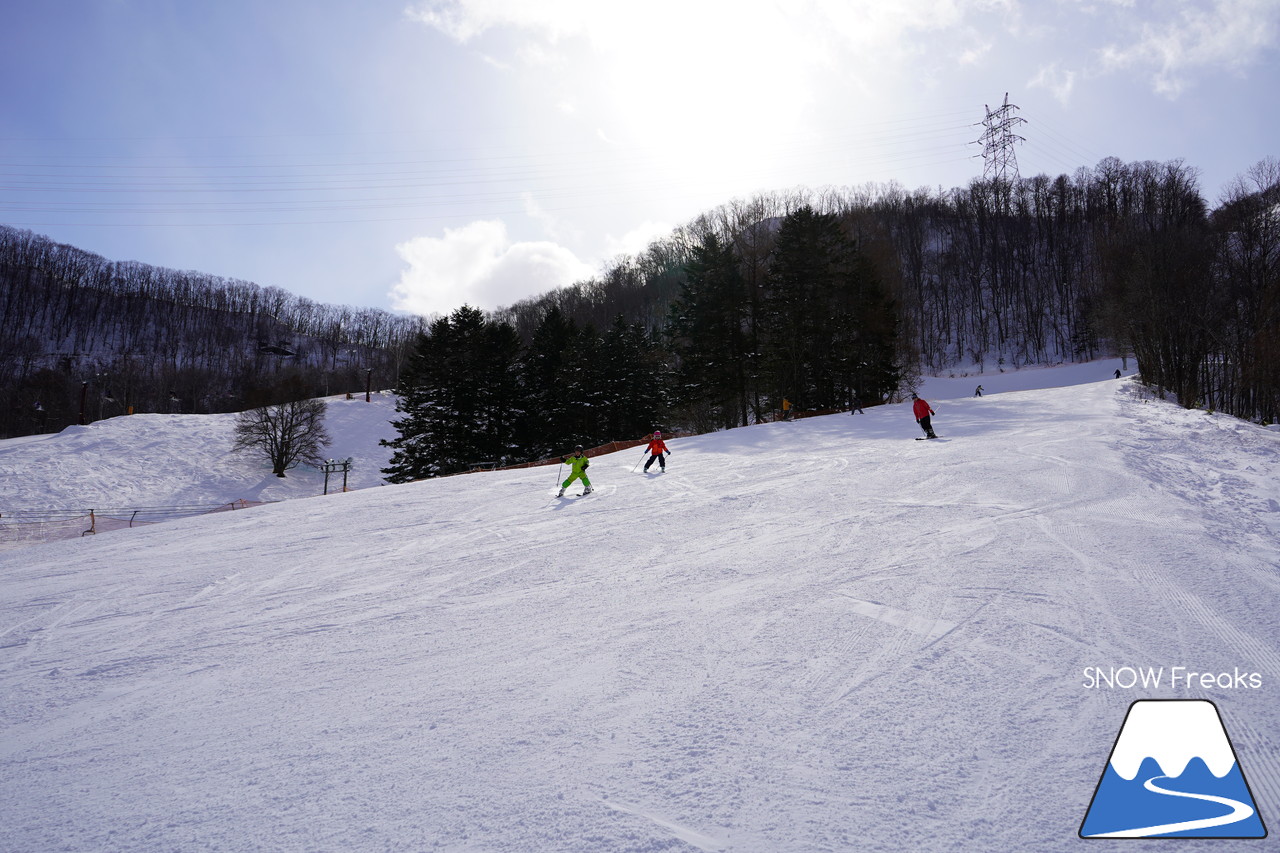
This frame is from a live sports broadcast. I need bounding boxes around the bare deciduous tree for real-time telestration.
[232,399,330,477]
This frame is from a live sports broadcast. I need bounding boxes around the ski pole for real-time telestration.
[631,448,647,472]
[553,461,564,486]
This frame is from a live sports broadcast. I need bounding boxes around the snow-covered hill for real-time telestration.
[0,393,399,549]
[2,362,1278,852]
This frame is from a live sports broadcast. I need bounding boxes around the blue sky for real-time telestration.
[3,0,1278,316]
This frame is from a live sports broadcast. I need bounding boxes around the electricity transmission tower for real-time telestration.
[974,93,1027,182]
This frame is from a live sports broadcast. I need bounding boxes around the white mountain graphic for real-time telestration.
[1109,700,1236,780]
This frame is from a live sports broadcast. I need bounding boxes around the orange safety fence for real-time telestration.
[765,407,844,422]
[455,410,854,477]
[449,435,684,477]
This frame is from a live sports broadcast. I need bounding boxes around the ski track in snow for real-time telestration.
[2,363,1279,851]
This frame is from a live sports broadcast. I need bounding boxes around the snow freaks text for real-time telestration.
[1083,666,1263,690]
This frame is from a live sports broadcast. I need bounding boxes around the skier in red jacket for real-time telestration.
[643,430,670,472]
[911,393,938,439]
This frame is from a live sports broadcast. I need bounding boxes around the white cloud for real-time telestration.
[408,0,1018,55]
[409,0,1280,110]
[406,0,1017,183]
[390,221,596,316]
[604,221,675,259]
[1098,0,1280,97]
[405,0,1026,91]
[959,39,994,65]
[405,0,596,45]
[1029,62,1078,103]
[516,40,566,67]
[522,193,583,243]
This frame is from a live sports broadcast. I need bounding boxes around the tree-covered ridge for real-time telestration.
[387,205,906,477]
[4,154,1277,458]
[495,156,1279,425]
[0,225,426,437]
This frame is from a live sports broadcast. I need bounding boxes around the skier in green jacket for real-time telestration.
[558,445,593,496]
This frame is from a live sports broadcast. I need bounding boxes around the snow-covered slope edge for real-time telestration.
[0,393,399,511]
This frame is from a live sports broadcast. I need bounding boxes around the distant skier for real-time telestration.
[850,394,864,414]
[557,445,592,496]
[642,430,670,472]
[1115,368,1122,379]
[911,393,938,439]
[974,385,983,397]
[781,398,794,421]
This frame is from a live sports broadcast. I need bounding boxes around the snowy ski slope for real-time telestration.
[2,363,1278,851]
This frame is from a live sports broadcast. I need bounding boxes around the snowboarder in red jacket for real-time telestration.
[911,393,938,439]
[643,430,670,472]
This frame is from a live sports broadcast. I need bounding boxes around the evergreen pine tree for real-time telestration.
[668,233,753,429]
[516,306,577,459]
[761,206,845,410]
[557,323,605,449]
[381,305,521,480]
[598,316,670,439]
[762,207,902,411]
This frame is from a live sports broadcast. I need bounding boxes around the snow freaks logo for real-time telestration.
[1082,666,1262,690]
[1080,700,1267,839]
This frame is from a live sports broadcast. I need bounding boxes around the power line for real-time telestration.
[0,107,986,229]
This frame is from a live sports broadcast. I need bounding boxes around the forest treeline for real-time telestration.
[0,225,427,437]
[4,155,1277,470]
[382,204,903,480]
[386,156,1279,477]
[384,156,1274,473]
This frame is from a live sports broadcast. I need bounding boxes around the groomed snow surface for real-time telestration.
[3,361,1279,851]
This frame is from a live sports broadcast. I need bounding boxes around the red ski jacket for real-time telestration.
[912,398,934,419]
[646,438,669,455]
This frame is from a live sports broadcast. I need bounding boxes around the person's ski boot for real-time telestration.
[583,486,593,495]
[557,487,565,497]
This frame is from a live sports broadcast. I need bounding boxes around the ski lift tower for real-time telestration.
[321,457,353,495]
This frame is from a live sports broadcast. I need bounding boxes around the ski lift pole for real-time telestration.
[319,458,353,495]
